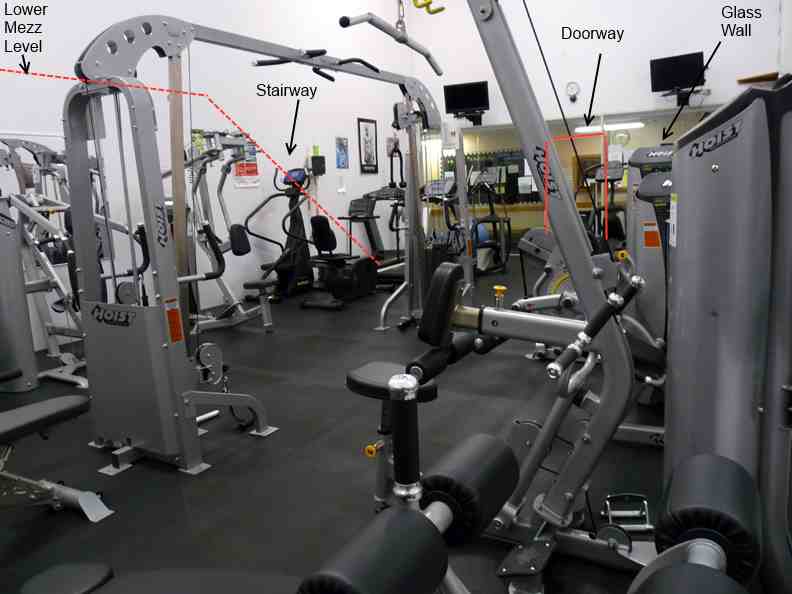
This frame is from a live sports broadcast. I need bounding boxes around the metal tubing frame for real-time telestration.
[466,0,633,525]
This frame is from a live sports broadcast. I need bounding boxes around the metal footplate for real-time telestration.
[0,470,114,523]
[599,493,654,533]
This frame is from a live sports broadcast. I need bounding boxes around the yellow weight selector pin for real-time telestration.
[363,442,383,458]
[615,250,630,263]
[493,285,508,309]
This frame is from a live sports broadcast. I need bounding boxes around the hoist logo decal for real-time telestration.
[647,150,673,159]
[533,146,559,197]
[689,120,743,158]
[154,204,169,247]
[91,305,137,327]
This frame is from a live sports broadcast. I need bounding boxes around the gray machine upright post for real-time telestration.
[0,203,38,392]
[666,96,771,481]
[405,123,426,320]
[667,78,792,593]
[466,0,633,525]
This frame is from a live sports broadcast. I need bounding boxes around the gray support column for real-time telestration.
[0,202,38,392]
[169,57,194,344]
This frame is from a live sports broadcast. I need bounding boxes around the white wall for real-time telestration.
[406,0,782,126]
[782,0,792,72]
[0,1,423,330]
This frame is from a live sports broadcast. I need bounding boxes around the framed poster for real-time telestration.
[357,118,378,174]
[335,137,349,169]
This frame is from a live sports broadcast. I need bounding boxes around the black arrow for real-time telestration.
[584,53,602,126]
[19,55,31,74]
[662,41,722,141]
[285,100,300,156]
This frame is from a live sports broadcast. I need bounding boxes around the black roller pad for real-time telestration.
[418,262,464,347]
[655,454,762,585]
[21,563,114,594]
[346,362,438,402]
[421,434,519,546]
[298,507,448,594]
[631,563,748,594]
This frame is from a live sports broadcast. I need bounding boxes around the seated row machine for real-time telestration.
[307,262,762,594]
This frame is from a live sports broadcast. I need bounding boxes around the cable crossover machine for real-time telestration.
[62,15,441,474]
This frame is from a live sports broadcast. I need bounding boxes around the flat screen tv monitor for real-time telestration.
[444,81,490,114]
[650,52,705,92]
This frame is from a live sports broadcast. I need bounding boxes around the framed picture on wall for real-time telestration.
[336,137,349,169]
[357,118,379,174]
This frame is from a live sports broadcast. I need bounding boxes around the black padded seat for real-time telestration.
[99,570,301,594]
[346,362,438,402]
[21,563,114,594]
[0,395,90,445]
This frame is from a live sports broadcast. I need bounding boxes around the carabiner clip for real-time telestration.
[413,0,445,16]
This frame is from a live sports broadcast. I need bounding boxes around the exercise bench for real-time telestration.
[0,368,114,523]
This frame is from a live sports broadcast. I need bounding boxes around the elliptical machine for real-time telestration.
[246,168,377,310]
[245,168,314,299]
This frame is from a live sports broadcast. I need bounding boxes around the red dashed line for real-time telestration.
[3,67,378,261]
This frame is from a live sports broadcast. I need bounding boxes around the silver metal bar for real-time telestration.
[216,157,239,233]
[74,16,440,131]
[375,280,407,331]
[478,308,588,349]
[423,500,454,533]
[341,13,443,75]
[466,0,633,525]
[87,96,119,297]
[405,124,425,322]
[114,93,140,305]
[454,132,475,305]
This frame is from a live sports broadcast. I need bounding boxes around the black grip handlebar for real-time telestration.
[407,348,450,384]
[133,225,150,276]
[312,67,335,82]
[474,335,507,355]
[407,332,477,384]
[547,275,645,380]
[253,58,291,67]
[304,49,328,58]
[202,224,226,281]
[338,57,381,73]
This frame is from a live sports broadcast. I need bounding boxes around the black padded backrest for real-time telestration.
[311,216,337,253]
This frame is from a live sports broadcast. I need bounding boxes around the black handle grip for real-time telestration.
[134,225,150,275]
[312,67,335,82]
[448,332,476,364]
[585,276,644,338]
[407,348,450,384]
[552,347,580,374]
[253,58,291,67]
[547,275,644,380]
[202,224,226,281]
[0,368,23,382]
[339,16,351,27]
[474,335,507,355]
[304,49,328,58]
[66,249,80,311]
[338,57,381,73]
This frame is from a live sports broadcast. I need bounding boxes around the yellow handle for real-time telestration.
[413,0,445,15]
[493,285,508,298]
[615,250,630,263]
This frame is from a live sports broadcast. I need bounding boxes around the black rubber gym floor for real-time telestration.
[1,260,663,593]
